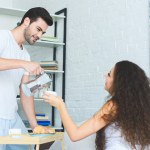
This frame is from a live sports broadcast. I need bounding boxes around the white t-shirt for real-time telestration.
[0,30,30,119]
[105,123,149,150]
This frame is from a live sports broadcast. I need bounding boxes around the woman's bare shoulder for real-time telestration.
[95,99,116,119]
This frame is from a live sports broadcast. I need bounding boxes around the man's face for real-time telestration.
[24,18,48,45]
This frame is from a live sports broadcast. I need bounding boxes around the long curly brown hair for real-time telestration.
[95,61,150,150]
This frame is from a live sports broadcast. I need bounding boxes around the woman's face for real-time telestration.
[105,67,115,93]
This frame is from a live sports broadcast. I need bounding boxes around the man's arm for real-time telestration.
[20,74,38,130]
[0,57,24,70]
[0,57,43,75]
[20,74,55,133]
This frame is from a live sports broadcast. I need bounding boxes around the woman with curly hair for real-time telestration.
[43,60,150,150]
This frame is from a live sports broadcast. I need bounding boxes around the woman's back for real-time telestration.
[105,123,149,150]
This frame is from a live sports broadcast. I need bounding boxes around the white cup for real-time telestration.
[9,129,21,135]
[45,91,57,96]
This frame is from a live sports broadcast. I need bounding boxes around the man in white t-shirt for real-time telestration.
[0,7,53,150]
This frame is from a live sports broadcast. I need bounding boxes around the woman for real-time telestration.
[43,60,150,150]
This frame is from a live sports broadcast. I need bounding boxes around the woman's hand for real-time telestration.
[42,92,64,109]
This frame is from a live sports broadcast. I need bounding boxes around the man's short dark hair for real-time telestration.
[20,7,53,26]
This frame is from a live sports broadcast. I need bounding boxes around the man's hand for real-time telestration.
[33,125,55,134]
[22,60,43,75]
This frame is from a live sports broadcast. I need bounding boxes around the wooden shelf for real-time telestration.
[0,7,65,21]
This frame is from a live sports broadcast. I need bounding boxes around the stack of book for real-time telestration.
[40,60,58,70]
[36,113,51,126]
[40,35,59,42]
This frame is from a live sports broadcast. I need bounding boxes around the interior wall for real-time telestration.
[1,0,150,124]
[0,0,13,7]
[38,0,150,123]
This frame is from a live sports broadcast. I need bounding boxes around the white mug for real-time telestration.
[45,91,57,96]
[39,90,57,98]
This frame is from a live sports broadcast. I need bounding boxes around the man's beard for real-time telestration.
[24,28,35,45]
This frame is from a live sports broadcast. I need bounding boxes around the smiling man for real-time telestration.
[0,7,53,150]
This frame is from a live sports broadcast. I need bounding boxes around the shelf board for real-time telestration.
[0,7,65,21]
[44,70,64,74]
[34,98,43,101]
[32,40,65,48]
[17,98,43,101]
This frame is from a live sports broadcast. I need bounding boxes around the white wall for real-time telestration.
[0,0,13,7]
[42,0,150,123]
[1,0,150,125]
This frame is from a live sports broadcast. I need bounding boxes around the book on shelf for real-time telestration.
[40,60,58,67]
[36,115,49,121]
[37,120,51,124]
[40,36,59,42]
[42,66,58,70]
[22,113,51,127]
[23,120,51,127]
[40,60,58,70]
[36,114,49,119]
[36,113,46,117]
[37,120,51,126]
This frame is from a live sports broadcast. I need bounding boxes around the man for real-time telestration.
[0,7,53,150]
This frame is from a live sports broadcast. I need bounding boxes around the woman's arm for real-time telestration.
[43,93,115,141]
